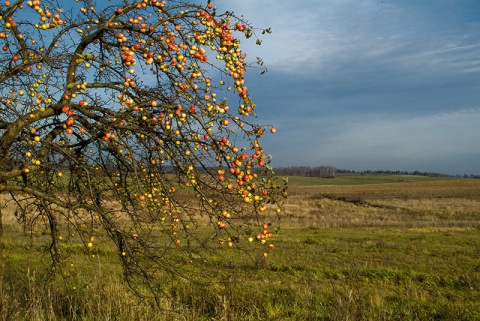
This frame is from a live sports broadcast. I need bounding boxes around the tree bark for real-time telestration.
[0,191,4,315]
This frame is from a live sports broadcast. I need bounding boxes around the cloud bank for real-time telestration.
[213,0,480,175]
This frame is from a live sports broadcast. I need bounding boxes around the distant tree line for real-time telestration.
[271,167,480,179]
[273,166,337,178]
[461,174,480,179]
[337,169,480,178]
[336,169,452,177]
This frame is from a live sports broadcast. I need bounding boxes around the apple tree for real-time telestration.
[0,0,285,297]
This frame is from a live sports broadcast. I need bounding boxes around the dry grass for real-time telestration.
[283,178,480,227]
[1,176,480,320]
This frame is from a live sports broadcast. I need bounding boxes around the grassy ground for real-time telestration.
[283,174,453,186]
[1,176,480,320]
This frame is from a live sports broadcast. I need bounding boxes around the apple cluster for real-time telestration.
[0,0,286,275]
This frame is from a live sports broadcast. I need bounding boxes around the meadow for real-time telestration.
[1,175,479,320]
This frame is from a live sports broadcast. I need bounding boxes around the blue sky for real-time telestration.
[213,0,480,175]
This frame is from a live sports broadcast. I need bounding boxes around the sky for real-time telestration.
[213,0,480,175]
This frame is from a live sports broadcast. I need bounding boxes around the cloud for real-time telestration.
[229,0,480,79]
[265,110,480,175]
[332,111,480,174]
[211,0,480,174]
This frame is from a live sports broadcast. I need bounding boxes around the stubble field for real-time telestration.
[1,176,479,320]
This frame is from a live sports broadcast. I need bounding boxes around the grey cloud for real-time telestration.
[213,0,480,174]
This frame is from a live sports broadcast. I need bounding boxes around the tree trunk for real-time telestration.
[0,191,4,315]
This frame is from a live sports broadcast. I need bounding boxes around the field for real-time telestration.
[1,175,480,320]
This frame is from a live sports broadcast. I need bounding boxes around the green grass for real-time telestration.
[284,175,453,186]
[263,226,480,320]
[1,179,480,320]
[2,225,479,320]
